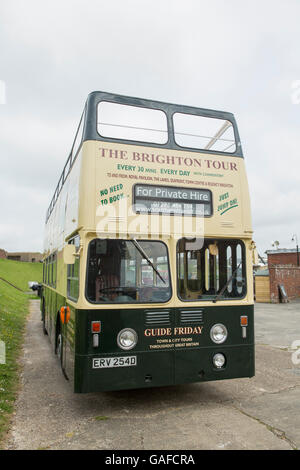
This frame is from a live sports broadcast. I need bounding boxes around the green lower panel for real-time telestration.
[74,344,254,393]
[174,344,255,383]
[75,351,174,393]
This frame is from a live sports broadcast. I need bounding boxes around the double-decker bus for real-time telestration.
[41,91,255,392]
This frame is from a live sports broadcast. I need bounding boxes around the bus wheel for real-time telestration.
[55,318,68,380]
[55,318,62,362]
[42,300,48,335]
[42,316,48,335]
[57,332,63,365]
[55,318,62,359]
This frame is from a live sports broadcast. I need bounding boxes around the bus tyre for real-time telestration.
[56,327,68,380]
[56,331,63,366]
[42,316,48,335]
[42,301,48,335]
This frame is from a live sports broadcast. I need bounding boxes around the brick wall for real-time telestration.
[269,266,300,303]
[6,252,43,263]
[268,252,299,266]
[0,249,7,259]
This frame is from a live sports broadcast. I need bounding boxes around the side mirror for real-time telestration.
[28,281,39,290]
[28,282,42,297]
[63,245,76,264]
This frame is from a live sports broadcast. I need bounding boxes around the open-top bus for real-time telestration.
[41,91,255,392]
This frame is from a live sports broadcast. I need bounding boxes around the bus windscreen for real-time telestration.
[86,239,171,304]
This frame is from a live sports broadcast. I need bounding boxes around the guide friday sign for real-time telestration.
[144,326,204,350]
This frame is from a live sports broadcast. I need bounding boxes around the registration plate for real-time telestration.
[92,356,137,369]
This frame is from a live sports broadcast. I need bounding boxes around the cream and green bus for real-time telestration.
[41,91,255,392]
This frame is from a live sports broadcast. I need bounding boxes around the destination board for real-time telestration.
[133,184,212,216]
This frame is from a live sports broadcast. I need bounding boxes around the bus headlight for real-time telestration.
[210,324,228,344]
[117,328,138,350]
[213,353,226,369]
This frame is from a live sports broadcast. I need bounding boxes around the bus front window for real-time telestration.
[177,238,246,301]
[86,239,171,304]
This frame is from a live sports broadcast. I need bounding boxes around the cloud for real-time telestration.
[0,0,300,256]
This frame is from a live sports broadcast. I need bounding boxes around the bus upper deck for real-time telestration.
[46,91,245,222]
[44,92,253,308]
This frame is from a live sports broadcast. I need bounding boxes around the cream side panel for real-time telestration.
[78,142,96,230]
[64,149,82,238]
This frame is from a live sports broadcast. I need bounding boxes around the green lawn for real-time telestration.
[0,258,42,291]
[0,259,42,448]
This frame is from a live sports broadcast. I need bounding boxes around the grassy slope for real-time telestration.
[0,259,43,447]
[0,258,42,291]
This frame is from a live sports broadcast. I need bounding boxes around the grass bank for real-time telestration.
[0,258,42,291]
[0,259,42,447]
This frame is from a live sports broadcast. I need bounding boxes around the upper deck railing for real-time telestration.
[46,91,243,223]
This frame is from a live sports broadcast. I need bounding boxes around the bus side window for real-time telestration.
[47,257,49,285]
[53,252,57,288]
[50,255,54,287]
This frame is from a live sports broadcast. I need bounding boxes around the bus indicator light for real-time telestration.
[240,316,248,326]
[92,321,101,333]
[60,306,70,324]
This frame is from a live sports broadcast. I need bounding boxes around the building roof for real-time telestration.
[255,268,269,276]
[266,249,298,255]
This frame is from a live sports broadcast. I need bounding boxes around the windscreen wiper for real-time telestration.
[130,238,166,285]
[212,262,241,303]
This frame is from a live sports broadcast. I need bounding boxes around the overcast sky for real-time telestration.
[1,0,300,257]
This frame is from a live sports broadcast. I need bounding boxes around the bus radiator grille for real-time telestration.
[180,310,204,324]
[145,310,171,326]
